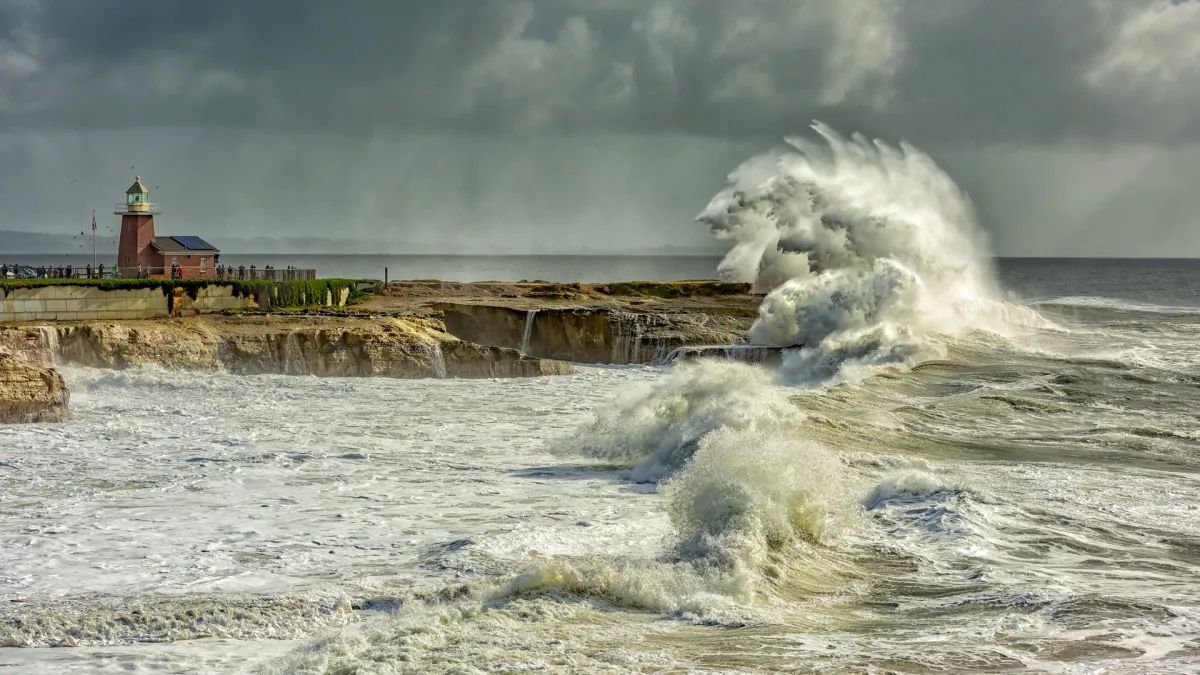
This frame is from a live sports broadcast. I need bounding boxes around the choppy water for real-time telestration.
[1,263,1198,673]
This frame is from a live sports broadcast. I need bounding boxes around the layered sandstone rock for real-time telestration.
[0,279,762,376]
[0,353,69,423]
[435,303,753,364]
[0,316,571,380]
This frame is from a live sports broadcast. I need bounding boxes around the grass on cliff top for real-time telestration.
[591,280,750,298]
[0,277,374,306]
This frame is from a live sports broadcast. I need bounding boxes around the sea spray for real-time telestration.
[662,424,852,597]
[559,360,797,482]
[699,122,1041,383]
[499,424,853,616]
[537,123,1026,611]
[536,357,858,614]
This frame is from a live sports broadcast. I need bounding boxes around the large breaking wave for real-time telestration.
[538,124,1046,613]
[701,121,1042,382]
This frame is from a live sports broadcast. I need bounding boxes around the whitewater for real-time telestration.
[2,126,1199,673]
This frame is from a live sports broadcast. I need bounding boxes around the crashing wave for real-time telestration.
[700,121,1043,383]
[558,360,796,482]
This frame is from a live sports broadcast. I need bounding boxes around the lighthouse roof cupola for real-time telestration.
[126,176,149,196]
[121,175,155,214]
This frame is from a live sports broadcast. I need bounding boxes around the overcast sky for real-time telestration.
[1,0,1198,255]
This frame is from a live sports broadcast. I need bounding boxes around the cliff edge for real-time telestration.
[0,352,69,423]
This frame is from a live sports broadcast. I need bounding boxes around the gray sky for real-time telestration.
[1,0,1198,255]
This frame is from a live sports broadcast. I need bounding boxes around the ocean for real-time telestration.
[5,252,1199,307]
[3,128,1200,673]
[1,256,1197,673]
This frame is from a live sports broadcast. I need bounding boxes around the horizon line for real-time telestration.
[4,252,1200,261]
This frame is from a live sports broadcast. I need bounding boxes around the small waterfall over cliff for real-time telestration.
[281,332,308,376]
[32,326,60,367]
[422,340,449,379]
[520,310,537,355]
[610,312,675,364]
[660,344,783,366]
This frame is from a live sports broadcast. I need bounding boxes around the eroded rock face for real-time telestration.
[0,353,69,423]
[435,304,753,364]
[1,316,572,380]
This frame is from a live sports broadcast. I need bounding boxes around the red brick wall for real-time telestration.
[117,215,156,271]
[161,253,215,279]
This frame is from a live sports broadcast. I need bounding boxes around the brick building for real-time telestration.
[116,177,219,278]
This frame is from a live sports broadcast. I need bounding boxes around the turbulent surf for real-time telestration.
[2,127,1198,673]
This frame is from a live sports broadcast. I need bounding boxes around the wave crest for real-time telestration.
[700,122,1041,382]
[559,360,796,482]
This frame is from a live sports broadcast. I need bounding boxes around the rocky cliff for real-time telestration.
[435,304,753,364]
[0,353,69,423]
[0,316,572,380]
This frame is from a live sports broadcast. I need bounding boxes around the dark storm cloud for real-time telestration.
[2,0,1198,144]
[2,0,1199,256]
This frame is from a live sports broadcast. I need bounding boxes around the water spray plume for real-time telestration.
[699,121,1041,382]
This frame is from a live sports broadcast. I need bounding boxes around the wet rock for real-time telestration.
[661,344,785,366]
[2,316,572,380]
[435,303,753,364]
[0,352,69,423]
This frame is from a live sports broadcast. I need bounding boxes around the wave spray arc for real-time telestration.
[699,121,1036,381]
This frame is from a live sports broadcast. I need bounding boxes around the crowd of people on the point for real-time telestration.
[212,264,306,280]
[1,263,109,279]
[3,262,310,281]
[214,264,260,280]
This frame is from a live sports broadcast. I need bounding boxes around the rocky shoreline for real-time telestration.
[0,353,69,423]
[0,280,761,423]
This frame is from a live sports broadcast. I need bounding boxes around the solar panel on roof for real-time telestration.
[171,235,216,251]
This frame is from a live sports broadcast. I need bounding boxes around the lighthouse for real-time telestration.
[114,177,219,278]
[115,176,160,272]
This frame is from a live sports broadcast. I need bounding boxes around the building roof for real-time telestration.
[151,235,219,253]
[126,176,150,194]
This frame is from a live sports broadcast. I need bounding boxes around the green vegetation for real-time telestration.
[234,278,371,309]
[591,280,750,298]
[0,277,372,309]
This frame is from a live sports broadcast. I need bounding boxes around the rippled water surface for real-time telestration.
[3,275,1200,672]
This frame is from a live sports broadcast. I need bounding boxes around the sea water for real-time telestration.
[2,266,1197,673]
[3,125,1200,672]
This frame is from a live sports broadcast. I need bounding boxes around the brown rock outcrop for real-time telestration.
[0,315,572,380]
[435,304,753,364]
[0,352,69,423]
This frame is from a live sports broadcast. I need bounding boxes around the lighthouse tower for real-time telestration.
[115,176,160,272]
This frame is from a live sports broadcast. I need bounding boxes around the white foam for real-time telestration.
[699,122,1044,383]
[558,360,796,482]
[1034,295,1200,315]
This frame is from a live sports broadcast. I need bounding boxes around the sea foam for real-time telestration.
[700,122,1042,383]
